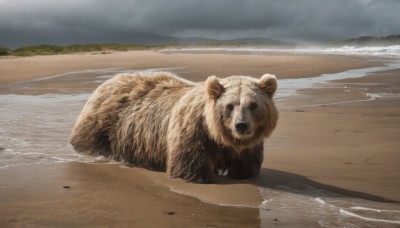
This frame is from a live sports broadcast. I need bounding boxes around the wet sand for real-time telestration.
[1,50,399,227]
[267,69,400,201]
[0,162,260,227]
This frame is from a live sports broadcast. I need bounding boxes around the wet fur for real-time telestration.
[70,72,278,183]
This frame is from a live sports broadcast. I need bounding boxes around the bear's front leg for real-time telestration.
[167,138,216,183]
[227,144,264,179]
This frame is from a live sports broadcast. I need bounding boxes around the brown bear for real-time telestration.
[70,72,278,183]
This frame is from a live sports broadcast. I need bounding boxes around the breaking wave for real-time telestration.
[165,45,400,57]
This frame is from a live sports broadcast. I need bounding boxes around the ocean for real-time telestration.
[164,45,400,57]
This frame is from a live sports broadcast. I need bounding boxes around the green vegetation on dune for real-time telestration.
[0,38,294,57]
[0,45,10,56]
[8,44,157,56]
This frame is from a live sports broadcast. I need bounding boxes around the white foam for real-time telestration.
[309,45,400,57]
[340,209,400,224]
[315,197,326,205]
[30,68,122,82]
[350,206,400,213]
[261,199,273,206]
[259,184,400,227]
[165,45,400,57]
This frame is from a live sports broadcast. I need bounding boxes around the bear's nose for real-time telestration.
[235,122,248,134]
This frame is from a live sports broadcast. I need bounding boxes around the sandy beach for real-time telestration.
[1,50,399,227]
[0,50,381,85]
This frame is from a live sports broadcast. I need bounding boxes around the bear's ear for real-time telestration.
[205,76,224,100]
[258,74,277,97]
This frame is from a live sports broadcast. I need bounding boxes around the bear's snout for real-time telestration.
[235,122,249,134]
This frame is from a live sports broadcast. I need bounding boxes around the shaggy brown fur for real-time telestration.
[70,72,278,183]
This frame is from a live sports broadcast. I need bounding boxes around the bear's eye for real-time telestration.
[226,104,234,111]
[249,102,258,111]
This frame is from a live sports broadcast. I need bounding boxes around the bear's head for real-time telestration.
[204,74,278,152]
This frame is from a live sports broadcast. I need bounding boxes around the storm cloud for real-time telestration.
[1,0,399,47]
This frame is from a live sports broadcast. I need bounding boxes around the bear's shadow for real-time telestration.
[215,168,399,203]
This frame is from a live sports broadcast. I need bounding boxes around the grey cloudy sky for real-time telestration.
[1,0,399,48]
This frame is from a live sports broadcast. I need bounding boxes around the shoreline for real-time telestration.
[1,50,399,227]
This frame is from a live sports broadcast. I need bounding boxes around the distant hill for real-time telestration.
[113,31,179,45]
[174,37,294,47]
[1,29,294,49]
[333,34,400,46]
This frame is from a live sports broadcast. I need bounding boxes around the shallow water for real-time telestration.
[0,94,91,168]
[0,67,181,168]
[1,64,399,226]
[276,62,400,100]
[259,184,400,227]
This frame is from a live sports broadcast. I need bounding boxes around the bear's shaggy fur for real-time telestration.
[70,72,278,183]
